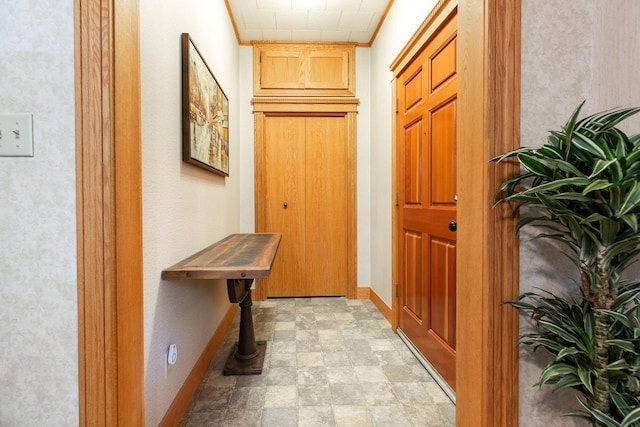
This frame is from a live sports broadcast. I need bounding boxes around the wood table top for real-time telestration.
[161,233,281,280]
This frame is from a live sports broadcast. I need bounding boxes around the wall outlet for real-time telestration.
[0,114,33,157]
[167,344,178,365]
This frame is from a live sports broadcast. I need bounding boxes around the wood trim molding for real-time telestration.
[369,288,393,324]
[390,79,399,331]
[367,0,395,47]
[346,110,358,300]
[389,0,455,75]
[252,97,359,113]
[457,0,520,425]
[356,287,370,299]
[223,0,242,46]
[75,0,144,424]
[159,304,238,426]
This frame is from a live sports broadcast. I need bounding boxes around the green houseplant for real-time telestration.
[493,102,640,426]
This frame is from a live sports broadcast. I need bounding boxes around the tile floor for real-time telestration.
[180,297,455,426]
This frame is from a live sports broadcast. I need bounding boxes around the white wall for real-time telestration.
[356,47,372,286]
[368,0,438,304]
[0,1,78,425]
[140,0,240,424]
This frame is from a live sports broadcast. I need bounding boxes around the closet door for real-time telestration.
[263,115,306,296]
[305,116,348,296]
[259,114,349,297]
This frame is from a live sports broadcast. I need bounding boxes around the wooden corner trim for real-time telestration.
[369,287,393,324]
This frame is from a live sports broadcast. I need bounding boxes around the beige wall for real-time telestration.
[368,0,439,304]
[140,0,240,424]
[520,0,640,425]
[0,1,78,425]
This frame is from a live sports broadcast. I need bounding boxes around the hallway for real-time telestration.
[180,298,455,426]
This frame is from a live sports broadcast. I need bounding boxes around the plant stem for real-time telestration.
[593,307,611,418]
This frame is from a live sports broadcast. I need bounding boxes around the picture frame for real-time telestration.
[181,33,229,177]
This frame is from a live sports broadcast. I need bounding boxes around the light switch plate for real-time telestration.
[0,114,33,157]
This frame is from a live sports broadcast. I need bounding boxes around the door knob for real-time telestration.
[448,221,457,232]
[283,203,288,209]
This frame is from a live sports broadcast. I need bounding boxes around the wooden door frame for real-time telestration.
[74,0,519,424]
[252,98,359,300]
[391,0,521,425]
[75,0,144,424]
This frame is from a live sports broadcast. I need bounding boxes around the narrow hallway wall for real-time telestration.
[140,1,240,424]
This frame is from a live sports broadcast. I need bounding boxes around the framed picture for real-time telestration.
[181,33,229,176]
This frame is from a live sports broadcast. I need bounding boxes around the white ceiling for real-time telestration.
[225,0,393,45]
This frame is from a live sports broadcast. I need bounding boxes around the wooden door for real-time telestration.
[261,114,348,297]
[305,116,348,296]
[263,116,306,296]
[397,13,458,390]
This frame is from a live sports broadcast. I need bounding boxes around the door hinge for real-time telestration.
[395,98,399,114]
[395,191,399,206]
[395,283,399,297]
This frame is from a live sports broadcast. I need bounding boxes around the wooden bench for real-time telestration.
[162,233,281,375]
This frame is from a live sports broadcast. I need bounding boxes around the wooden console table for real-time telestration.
[161,233,281,375]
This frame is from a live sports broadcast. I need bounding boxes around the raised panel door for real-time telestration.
[397,12,458,390]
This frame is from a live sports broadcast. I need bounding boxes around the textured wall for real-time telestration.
[140,0,240,424]
[592,0,640,128]
[519,0,640,425]
[520,1,595,425]
[0,1,78,425]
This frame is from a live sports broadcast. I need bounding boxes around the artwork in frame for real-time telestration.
[181,33,229,176]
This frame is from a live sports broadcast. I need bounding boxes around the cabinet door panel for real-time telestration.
[253,43,355,97]
[259,49,304,89]
[306,50,350,90]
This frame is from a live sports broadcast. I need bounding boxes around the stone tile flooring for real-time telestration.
[180,297,455,426]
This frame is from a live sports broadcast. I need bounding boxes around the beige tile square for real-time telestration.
[264,385,297,408]
[297,352,324,367]
[333,405,372,426]
[326,366,358,384]
[275,321,296,330]
[355,365,387,383]
[318,329,342,341]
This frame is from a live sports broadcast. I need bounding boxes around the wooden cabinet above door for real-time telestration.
[253,42,356,97]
